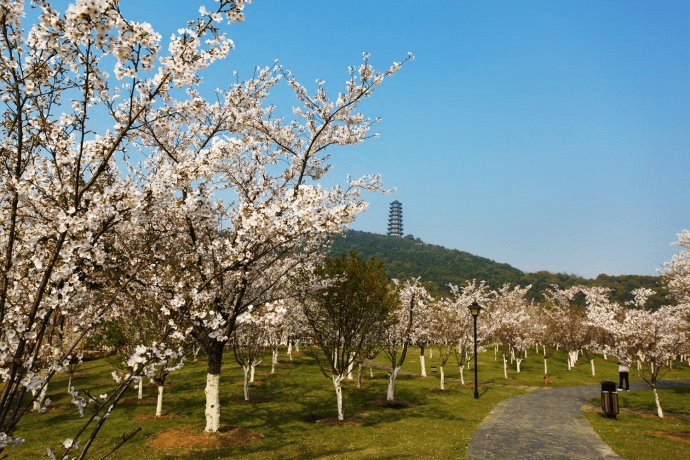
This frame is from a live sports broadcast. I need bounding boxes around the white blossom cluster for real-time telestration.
[0,0,414,449]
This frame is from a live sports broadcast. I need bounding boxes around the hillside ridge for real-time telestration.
[329,230,668,308]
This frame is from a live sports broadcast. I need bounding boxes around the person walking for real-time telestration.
[618,359,629,391]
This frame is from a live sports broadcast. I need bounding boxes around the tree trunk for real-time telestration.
[242,365,250,401]
[332,374,344,421]
[347,353,354,380]
[653,387,664,418]
[503,354,508,378]
[271,347,278,374]
[67,375,72,394]
[138,378,143,400]
[590,358,595,376]
[387,366,400,401]
[287,341,293,361]
[459,366,465,386]
[516,358,522,373]
[204,340,224,432]
[204,373,221,432]
[250,363,256,383]
[420,346,427,377]
[156,385,164,417]
[357,363,362,389]
[544,358,548,375]
[439,366,445,390]
[32,383,48,411]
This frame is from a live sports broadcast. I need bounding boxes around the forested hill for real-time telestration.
[329,230,668,308]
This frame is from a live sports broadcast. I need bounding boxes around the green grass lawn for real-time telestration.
[9,347,690,459]
[584,382,690,459]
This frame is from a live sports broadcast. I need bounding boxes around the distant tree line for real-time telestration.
[329,231,668,309]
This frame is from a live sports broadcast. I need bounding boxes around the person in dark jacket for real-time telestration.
[618,359,629,391]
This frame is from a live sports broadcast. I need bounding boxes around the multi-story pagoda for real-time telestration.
[387,200,403,237]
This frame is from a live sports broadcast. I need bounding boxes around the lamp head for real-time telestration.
[468,301,482,318]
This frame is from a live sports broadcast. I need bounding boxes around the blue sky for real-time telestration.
[121,0,689,278]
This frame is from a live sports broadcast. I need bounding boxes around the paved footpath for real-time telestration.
[466,380,690,460]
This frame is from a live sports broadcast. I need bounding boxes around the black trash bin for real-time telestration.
[601,381,619,418]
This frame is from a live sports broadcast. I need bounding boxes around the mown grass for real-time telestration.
[9,346,690,459]
[584,384,690,459]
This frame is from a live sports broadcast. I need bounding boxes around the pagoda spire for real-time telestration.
[387,200,403,237]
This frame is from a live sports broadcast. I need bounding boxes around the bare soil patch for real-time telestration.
[133,413,180,422]
[45,404,70,414]
[315,417,363,427]
[368,399,415,409]
[643,431,690,445]
[147,425,264,449]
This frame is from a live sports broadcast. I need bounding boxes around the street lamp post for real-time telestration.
[468,301,482,399]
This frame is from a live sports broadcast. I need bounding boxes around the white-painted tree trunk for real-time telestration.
[156,385,164,417]
[590,358,596,376]
[271,348,278,374]
[653,387,664,418]
[429,348,433,359]
[544,358,548,375]
[32,383,48,411]
[387,366,400,401]
[204,373,221,432]
[250,363,256,383]
[603,352,607,360]
[138,378,143,399]
[347,353,354,380]
[543,344,546,355]
[295,339,300,352]
[242,365,250,401]
[287,341,293,361]
[495,344,498,361]
[67,375,72,394]
[524,349,527,358]
[357,363,363,389]
[459,366,465,385]
[332,374,344,421]
[420,351,427,377]
[369,365,373,378]
[515,358,523,373]
[503,354,508,378]
[439,366,445,390]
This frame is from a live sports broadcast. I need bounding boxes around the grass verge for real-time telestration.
[9,347,690,459]
[584,385,690,459]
